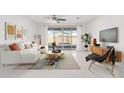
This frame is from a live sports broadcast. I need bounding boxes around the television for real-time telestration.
[99,27,118,43]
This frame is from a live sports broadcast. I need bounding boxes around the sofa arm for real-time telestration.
[1,51,21,64]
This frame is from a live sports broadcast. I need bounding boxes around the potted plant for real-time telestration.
[81,33,92,49]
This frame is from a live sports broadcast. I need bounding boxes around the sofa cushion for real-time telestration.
[17,42,25,50]
[20,49,40,62]
[0,44,10,51]
[9,43,21,51]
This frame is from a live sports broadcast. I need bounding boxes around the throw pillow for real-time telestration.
[24,44,31,49]
[9,43,21,51]
[17,42,25,50]
[30,44,33,48]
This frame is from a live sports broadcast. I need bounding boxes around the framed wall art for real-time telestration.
[16,26,23,40]
[5,22,16,40]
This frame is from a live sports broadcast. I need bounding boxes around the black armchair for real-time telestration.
[85,47,116,74]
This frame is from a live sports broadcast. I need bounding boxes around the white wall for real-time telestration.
[0,15,38,44]
[77,25,86,51]
[86,15,124,61]
[36,24,47,46]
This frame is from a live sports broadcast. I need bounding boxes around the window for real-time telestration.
[48,27,77,50]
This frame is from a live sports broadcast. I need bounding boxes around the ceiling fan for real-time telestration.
[46,15,66,23]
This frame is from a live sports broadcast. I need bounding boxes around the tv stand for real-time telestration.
[89,46,122,62]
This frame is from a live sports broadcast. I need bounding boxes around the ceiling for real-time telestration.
[27,15,97,25]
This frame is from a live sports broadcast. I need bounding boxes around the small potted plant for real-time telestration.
[81,33,92,49]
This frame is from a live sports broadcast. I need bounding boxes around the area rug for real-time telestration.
[13,52,80,70]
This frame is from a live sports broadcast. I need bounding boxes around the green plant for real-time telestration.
[81,33,92,44]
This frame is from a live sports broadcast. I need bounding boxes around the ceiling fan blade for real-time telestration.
[58,19,66,21]
[56,19,60,23]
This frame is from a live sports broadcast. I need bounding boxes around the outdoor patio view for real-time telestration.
[48,27,77,50]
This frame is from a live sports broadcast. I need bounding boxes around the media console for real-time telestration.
[89,46,122,62]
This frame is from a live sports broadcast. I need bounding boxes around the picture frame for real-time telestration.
[16,25,23,40]
[5,22,16,40]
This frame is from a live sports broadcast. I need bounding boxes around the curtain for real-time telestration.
[76,25,82,51]
[44,25,48,51]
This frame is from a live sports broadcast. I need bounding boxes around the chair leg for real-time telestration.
[88,60,95,70]
[105,64,115,77]
[111,65,115,73]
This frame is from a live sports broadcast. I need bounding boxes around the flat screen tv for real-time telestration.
[99,27,118,43]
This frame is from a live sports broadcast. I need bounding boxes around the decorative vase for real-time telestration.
[84,44,88,48]
[93,38,97,45]
[84,42,89,51]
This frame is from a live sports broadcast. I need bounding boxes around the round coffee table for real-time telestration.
[45,51,64,66]
[46,51,64,60]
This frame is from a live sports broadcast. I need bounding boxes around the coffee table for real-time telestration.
[46,51,64,60]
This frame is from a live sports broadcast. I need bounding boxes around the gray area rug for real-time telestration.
[13,52,80,70]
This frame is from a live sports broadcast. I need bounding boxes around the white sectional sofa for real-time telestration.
[0,41,41,65]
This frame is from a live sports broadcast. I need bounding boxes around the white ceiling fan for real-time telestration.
[46,15,66,23]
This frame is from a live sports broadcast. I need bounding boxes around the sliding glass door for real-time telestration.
[48,27,77,50]
[63,28,72,50]
[48,30,54,49]
[71,30,77,49]
[54,29,63,49]
[48,28,63,49]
